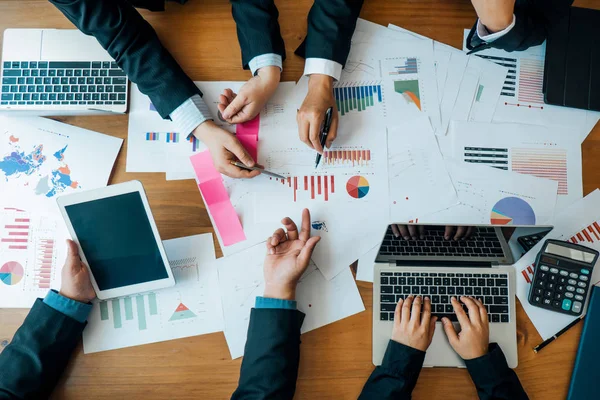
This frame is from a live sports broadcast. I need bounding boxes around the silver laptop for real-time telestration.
[1,29,128,115]
[372,223,546,368]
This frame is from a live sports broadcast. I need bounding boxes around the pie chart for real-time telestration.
[346,176,370,199]
[490,197,536,225]
[0,261,24,286]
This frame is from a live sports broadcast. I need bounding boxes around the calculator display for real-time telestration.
[546,243,597,264]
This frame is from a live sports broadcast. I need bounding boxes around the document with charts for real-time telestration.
[448,121,583,210]
[82,234,224,353]
[512,190,600,340]
[421,158,558,226]
[216,242,364,359]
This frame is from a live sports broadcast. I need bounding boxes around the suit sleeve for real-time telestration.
[230,0,286,70]
[0,299,86,400]
[231,308,305,400]
[49,0,201,119]
[467,0,573,53]
[358,340,426,400]
[294,0,364,66]
[464,343,529,400]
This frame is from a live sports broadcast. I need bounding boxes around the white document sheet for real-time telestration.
[422,158,558,225]
[356,244,380,283]
[448,121,583,210]
[388,117,458,222]
[216,242,365,359]
[82,234,223,353]
[512,189,600,340]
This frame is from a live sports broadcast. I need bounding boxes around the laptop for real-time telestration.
[1,29,128,115]
[372,223,539,368]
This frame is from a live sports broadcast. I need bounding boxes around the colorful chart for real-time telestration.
[169,302,196,321]
[394,80,421,110]
[346,176,370,199]
[490,197,536,225]
[0,261,24,286]
[334,84,383,116]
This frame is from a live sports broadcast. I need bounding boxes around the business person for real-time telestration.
[218,0,364,155]
[359,295,529,400]
[50,0,259,179]
[466,0,573,54]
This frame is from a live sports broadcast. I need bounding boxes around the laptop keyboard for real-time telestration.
[1,61,126,106]
[379,271,510,323]
[380,226,505,258]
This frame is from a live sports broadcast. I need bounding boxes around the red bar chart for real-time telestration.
[569,221,600,245]
[322,149,371,166]
[272,175,336,202]
[520,264,535,284]
[2,213,30,250]
[34,238,55,289]
[511,148,568,195]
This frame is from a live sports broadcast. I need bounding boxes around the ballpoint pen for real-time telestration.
[532,315,584,353]
[314,107,334,169]
[230,161,285,179]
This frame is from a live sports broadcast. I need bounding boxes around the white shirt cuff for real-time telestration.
[248,53,283,76]
[170,94,212,138]
[476,15,516,42]
[303,58,342,81]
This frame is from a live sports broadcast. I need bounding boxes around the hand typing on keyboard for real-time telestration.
[391,296,437,352]
[442,296,490,360]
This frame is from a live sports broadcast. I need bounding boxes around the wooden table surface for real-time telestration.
[1,0,600,399]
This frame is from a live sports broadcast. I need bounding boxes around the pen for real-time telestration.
[314,107,334,169]
[532,315,584,353]
[230,161,285,180]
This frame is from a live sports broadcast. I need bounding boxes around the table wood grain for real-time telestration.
[1,1,599,399]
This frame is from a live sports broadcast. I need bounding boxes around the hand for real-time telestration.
[59,240,96,304]
[218,66,280,124]
[471,0,516,33]
[442,296,490,360]
[443,226,475,241]
[263,208,321,301]
[391,295,437,352]
[391,224,425,240]
[193,121,260,179]
[297,74,339,154]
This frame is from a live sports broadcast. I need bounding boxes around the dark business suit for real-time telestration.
[467,0,574,53]
[230,0,364,70]
[0,299,86,399]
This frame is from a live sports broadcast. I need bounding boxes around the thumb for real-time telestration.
[222,94,247,120]
[298,236,321,266]
[227,137,255,167]
[442,318,459,346]
[66,239,80,260]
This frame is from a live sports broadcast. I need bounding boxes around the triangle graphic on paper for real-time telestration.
[169,302,197,321]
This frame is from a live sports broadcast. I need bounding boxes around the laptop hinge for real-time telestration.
[394,260,493,268]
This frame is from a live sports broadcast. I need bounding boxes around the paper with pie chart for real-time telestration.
[82,234,224,354]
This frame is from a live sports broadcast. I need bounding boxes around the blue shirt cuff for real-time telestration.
[170,94,213,139]
[43,289,92,323]
[248,53,283,76]
[255,296,297,310]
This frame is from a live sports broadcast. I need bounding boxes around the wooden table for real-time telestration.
[1,1,599,398]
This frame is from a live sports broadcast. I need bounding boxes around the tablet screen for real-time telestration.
[65,192,169,291]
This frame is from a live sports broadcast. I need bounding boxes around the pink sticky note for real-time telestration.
[190,151,221,182]
[200,179,230,205]
[236,115,260,162]
[210,202,246,246]
[237,135,258,162]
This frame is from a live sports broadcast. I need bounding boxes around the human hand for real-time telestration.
[391,295,437,352]
[263,208,321,301]
[442,296,490,360]
[218,66,281,124]
[59,240,96,304]
[471,0,516,33]
[391,224,425,240]
[443,226,475,241]
[193,121,260,179]
[297,74,339,154]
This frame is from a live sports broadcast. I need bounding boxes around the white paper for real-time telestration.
[356,244,380,283]
[512,189,600,340]
[216,242,364,359]
[82,234,223,353]
[422,158,558,225]
[448,121,583,210]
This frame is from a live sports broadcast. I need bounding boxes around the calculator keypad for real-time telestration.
[529,264,590,316]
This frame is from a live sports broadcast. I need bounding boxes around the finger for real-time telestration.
[222,93,247,120]
[222,88,236,103]
[442,317,459,346]
[64,239,81,274]
[408,225,418,240]
[398,225,410,240]
[66,239,79,259]
[324,110,338,148]
[401,295,413,327]
[473,297,488,324]
[266,237,276,255]
[461,296,481,325]
[451,296,470,327]
[297,236,321,267]
[226,138,256,168]
[428,316,438,343]
[219,162,260,179]
[444,226,456,240]
[454,226,467,241]
[421,296,432,327]
[297,114,313,149]
[299,208,311,242]
[391,224,400,238]
[281,217,299,241]
[394,298,403,324]
[465,226,475,239]
[418,225,426,240]
[270,228,286,247]
[309,116,324,154]
[217,97,229,116]
[410,296,422,325]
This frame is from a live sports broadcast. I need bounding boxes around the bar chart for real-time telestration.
[520,263,535,284]
[99,292,159,331]
[271,175,336,202]
[394,80,421,110]
[145,132,159,141]
[568,221,600,245]
[188,135,201,152]
[517,58,545,104]
[334,83,383,116]
[322,149,371,166]
[165,132,180,143]
[1,213,30,251]
[388,58,418,75]
[511,148,568,195]
[34,238,55,289]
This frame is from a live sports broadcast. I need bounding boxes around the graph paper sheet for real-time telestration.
[513,189,600,340]
[82,234,223,353]
[448,121,583,210]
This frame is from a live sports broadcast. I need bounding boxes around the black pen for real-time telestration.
[532,315,584,353]
[314,107,334,168]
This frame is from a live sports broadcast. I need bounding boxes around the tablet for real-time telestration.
[57,180,175,299]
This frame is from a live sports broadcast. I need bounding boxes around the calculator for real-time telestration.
[528,239,599,316]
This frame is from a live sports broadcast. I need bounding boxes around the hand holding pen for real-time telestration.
[314,107,334,168]
[297,76,339,154]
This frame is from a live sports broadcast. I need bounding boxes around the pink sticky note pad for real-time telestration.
[237,135,258,162]
[210,202,246,246]
[199,179,230,205]
[190,151,220,183]
[236,115,260,137]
